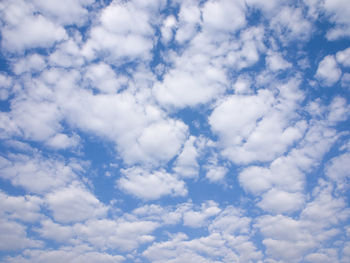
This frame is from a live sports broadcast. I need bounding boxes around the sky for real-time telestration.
[0,0,349,262]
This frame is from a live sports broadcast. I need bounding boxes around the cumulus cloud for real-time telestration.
[0,153,79,194]
[316,55,342,86]
[0,218,42,251]
[0,0,67,52]
[45,183,108,223]
[0,0,349,262]
[118,167,187,200]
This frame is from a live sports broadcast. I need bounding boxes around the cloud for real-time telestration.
[35,219,74,243]
[82,0,160,62]
[173,136,199,178]
[0,0,67,52]
[183,201,221,228]
[118,167,187,200]
[316,55,342,86]
[0,73,13,100]
[325,151,350,190]
[323,0,350,40]
[266,51,292,71]
[0,191,43,222]
[45,182,108,223]
[0,153,79,194]
[270,6,313,44]
[202,0,246,33]
[336,47,350,67]
[154,57,227,109]
[0,0,349,262]
[3,245,124,263]
[0,218,42,251]
[257,188,305,214]
[73,218,159,251]
[32,0,94,26]
[174,0,201,44]
[210,78,306,164]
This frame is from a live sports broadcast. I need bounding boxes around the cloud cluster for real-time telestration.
[0,0,349,262]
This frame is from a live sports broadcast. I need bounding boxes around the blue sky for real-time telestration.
[0,0,350,262]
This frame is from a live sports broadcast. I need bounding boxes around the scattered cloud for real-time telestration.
[0,0,349,262]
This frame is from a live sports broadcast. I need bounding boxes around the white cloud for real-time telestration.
[0,0,67,52]
[0,73,13,100]
[60,82,188,165]
[316,55,341,86]
[118,167,187,200]
[323,0,350,40]
[210,79,306,164]
[45,133,80,150]
[233,75,252,95]
[161,15,177,43]
[175,0,201,44]
[210,90,273,147]
[143,227,262,263]
[32,0,94,26]
[0,191,43,222]
[36,219,74,243]
[246,0,288,16]
[325,152,350,190]
[48,39,85,68]
[74,218,159,251]
[13,54,46,75]
[257,189,305,214]
[266,51,292,71]
[341,73,350,88]
[327,96,349,123]
[305,249,338,263]
[183,201,221,228]
[173,136,199,179]
[301,180,350,227]
[255,179,350,262]
[239,166,273,195]
[205,165,227,183]
[45,182,108,223]
[209,206,251,235]
[154,61,227,109]
[0,218,42,251]
[132,203,184,225]
[85,62,127,94]
[82,0,158,62]
[336,47,350,67]
[135,119,188,165]
[0,153,78,194]
[4,245,124,263]
[202,0,246,33]
[270,6,313,44]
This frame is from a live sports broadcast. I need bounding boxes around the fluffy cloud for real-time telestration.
[173,136,199,178]
[74,218,159,251]
[0,191,43,222]
[0,153,79,194]
[82,0,161,62]
[0,218,42,251]
[3,245,124,263]
[0,0,67,52]
[32,0,94,26]
[183,201,221,228]
[0,0,349,262]
[316,55,342,86]
[210,78,305,164]
[118,167,187,200]
[202,0,246,33]
[45,183,108,223]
